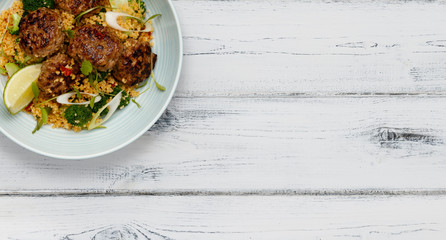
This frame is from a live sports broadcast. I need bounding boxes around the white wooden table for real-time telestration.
[2,0,446,239]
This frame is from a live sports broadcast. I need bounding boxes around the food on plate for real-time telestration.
[54,0,95,16]
[19,8,65,58]
[37,53,79,98]
[0,0,164,133]
[113,38,156,86]
[2,64,41,115]
[68,25,123,71]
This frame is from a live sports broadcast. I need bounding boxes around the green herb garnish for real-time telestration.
[74,6,111,23]
[134,0,146,14]
[5,62,20,77]
[153,77,165,91]
[132,99,141,109]
[63,29,74,39]
[64,105,92,127]
[22,0,55,11]
[31,82,39,98]
[111,86,130,109]
[73,87,82,100]
[90,96,95,108]
[8,14,21,35]
[35,96,58,108]
[32,107,51,134]
[143,14,161,25]
[16,55,32,68]
[90,93,109,116]
[80,60,93,76]
[138,54,164,92]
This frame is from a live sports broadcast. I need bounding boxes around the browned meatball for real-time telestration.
[68,25,123,71]
[113,39,157,86]
[55,0,96,16]
[19,8,65,58]
[37,53,79,98]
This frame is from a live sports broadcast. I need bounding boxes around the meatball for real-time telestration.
[37,53,79,98]
[68,25,123,71]
[19,8,64,58]
[113,39,157,86]
[55,0,96,16]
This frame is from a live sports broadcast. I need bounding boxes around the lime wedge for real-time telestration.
[3,64,42,115]
[109,0,129,9]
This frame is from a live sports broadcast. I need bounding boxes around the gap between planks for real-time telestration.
[172,93,446,98]
[2,189,446,197]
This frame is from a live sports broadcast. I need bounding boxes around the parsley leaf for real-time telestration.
[31,82,39,98]
[8,14,21,35]
[81,60,93,76]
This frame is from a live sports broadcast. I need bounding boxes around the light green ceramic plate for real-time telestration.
[0,0,182,159]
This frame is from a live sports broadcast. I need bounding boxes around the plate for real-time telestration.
[0,0,183,159]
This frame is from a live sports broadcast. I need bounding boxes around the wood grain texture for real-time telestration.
[1,195,446,239]
[2,0,446,238]
[174,0,446,96]
[1,97,445,192]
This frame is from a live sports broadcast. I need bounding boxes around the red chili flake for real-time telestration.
[24,102,33,112]
[148,32,152,37]
[111,82,117,88]
[95,30,105,40]
[60,65,72,77]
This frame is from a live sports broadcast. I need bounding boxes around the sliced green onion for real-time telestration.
[136,78,148,89]
[138,55,164,91]
[75,6,108,23]
[32,107,51,134]
[105,12,153,32]
[35,95,58,108]
[132,99,141,109]
[88,91,122,130]
[138,75,154,95]
[143,14,161,25]
[153,78,165,91]
[57,92,101,105]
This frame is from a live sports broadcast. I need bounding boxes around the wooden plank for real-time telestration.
[1,195,445,239]
[173,0,446,96]
[0,97,446,192]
